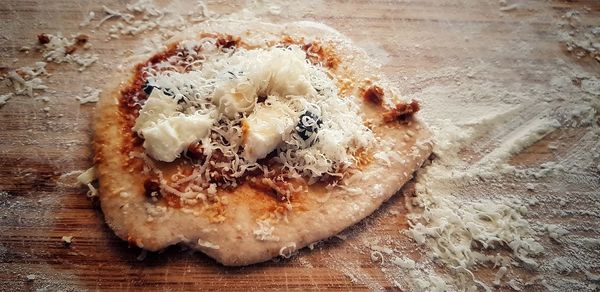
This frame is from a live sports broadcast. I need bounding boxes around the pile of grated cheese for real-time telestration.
[134,39,373,190]
[0,61,48,103]
[0,32,99,107]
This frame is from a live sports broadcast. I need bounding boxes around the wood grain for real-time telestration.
[1,0,599,291]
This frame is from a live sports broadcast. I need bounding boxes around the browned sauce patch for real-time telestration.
[281,35,341,69]
[383,100,420,123]
[362,85,385,105]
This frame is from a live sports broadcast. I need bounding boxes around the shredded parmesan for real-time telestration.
[40,33,98,70]
[0,93,13,107]
[279,242,297,259]
[408,195,543,270]
[77,167,98,197]
[197,238,220,249]
[253,220,280,241]
[1,62,48,98]
[134,40,374,192]
[77,167,97,185]
[79,11,95,27]
[76,86,102,104]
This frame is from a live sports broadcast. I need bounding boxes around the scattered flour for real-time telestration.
[0,93,13,106]
[559,10,600,63]
[92,0,213,41]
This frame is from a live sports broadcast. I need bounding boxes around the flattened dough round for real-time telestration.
[94,20,433,266]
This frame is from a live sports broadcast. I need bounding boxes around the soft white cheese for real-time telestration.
[133,89,180,132]
[242,99,295,162]
[141,113,214,162]
[212,79,259,118]
[133,89,215,162]
[262,48,315,98]
[211,47,316,118]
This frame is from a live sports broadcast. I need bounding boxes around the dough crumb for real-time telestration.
[61,235,73,245]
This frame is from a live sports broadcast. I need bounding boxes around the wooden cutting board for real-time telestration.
[1,0,599,290]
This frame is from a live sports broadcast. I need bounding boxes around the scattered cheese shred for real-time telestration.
[197,238,220,249]
[0,93,13,107]
[40,33,98,70]
[279,242,297,259]
[408,195,543,270]
[0,62,48,98]
[76,87,102,104]
[253,220,280,241]
[79,11,96,27]
[77,166,98,197]
[77,167,97,184]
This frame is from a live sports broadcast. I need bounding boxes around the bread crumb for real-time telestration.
[500,4,518,11]
[61,235,73,244]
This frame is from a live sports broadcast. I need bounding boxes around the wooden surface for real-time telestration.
[1,0,599,291]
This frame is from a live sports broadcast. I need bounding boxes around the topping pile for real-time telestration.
[131,36,374,191]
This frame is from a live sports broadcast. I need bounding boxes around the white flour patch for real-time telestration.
[357,42,391,66]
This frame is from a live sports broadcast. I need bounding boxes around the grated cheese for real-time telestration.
[79,11,96,27]
[279,242,297,258]
[391,256,416,269]
[40,33,98,70]
[95,0,207,41]
[493,266,508,286]
[77,166,98,197]
[135,41,373,190]
[96,5,134,29]
[1,62,48,98]
[0,93,13,107]
[76,86,102,104]
[253,219,280,241]
[407,195,543,271]
[76,166,97,185]
[197,238,220,249]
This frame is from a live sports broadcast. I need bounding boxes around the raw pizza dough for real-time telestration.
[94,20,433,266]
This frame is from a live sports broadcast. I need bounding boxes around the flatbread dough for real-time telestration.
[94,20,433,266]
